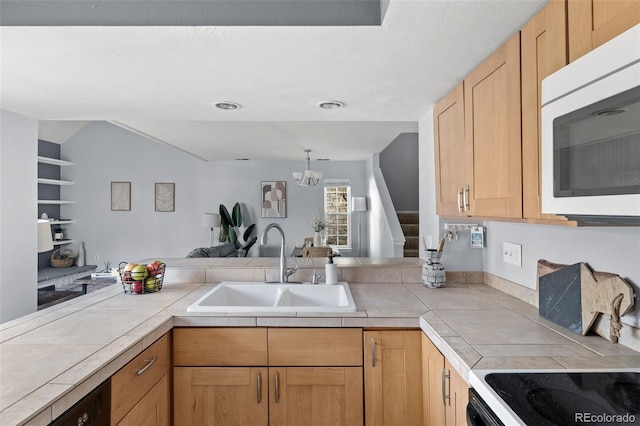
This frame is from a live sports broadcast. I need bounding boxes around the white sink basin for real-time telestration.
[187,281,356,313]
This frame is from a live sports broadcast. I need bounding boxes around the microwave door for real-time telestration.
[541,61,640,218]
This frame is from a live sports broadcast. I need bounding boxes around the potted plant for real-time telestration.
[310,209,327,247]
[219,202,257,257]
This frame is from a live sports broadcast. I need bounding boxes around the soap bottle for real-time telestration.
[325,254,337,285]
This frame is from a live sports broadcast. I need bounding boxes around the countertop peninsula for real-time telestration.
[2,257,639,426]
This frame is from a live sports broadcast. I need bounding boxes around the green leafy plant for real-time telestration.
[219,202,257,257]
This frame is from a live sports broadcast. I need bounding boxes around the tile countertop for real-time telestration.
[1,258,639,426]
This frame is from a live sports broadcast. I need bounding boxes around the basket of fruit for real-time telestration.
[118,260,165,294]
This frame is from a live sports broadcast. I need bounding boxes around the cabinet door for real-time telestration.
[464,32,522,218]
[522,0,572,223]
[568,0,640,62]
[270,367,363,426]
[364,330,423,426]
[444,359,469,426]
[421,334,445,426]
[174,367,268,426]
[434,82,469,217]
[117,375,169,426]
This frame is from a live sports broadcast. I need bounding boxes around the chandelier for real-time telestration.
[292,149,322,186]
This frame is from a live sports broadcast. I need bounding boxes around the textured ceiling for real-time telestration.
[0,0,549,161]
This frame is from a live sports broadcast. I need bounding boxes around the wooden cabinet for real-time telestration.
[111,334,170,426]
[521,0,573,223]
[434,32,522,219]
[363,330,423,426]
[464,31,522,218]
[568,0,640,63]
[434,83,469,217]
[173,327,364,426]
[421,334,468,426]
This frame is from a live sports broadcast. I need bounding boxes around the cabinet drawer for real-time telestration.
[111,334,169,425]
[268,328,362,366]
[173,328,268,366]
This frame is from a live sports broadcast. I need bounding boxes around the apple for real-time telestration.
[132,281,143,294]
[145,277,158,291]
[131,264,148,281]
[146,261,160,277]
[123,263,138,272]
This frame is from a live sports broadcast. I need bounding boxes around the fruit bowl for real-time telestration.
[118,261,165,294]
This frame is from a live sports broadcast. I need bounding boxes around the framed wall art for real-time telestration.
[111,182,131,211]
[155,182,175,212]
[261,181,286,218]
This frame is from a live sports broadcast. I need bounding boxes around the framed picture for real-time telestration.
[261,181,286,218]
[111,182,131,211]
[155,182,175,212]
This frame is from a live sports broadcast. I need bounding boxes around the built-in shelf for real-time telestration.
[38,200,74,205]
[50,220,74,225]
[37,178,74,186]
[37,156,75,167]
[53,239,73,246]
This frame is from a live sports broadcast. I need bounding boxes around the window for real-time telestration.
[324,180,351,247]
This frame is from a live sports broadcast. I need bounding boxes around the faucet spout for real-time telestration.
[260,223,288,283]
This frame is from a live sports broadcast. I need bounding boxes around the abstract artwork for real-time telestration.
[155,182,175,212]
[111,182,131,211]
[261,181,286,218]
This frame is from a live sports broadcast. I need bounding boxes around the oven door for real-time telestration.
[467,388,505,426]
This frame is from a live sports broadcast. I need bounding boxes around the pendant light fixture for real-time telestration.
[292,149,322,186]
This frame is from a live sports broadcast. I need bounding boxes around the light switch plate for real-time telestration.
[503,242,522,266]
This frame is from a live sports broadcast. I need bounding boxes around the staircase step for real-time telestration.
[401,223,419,237]
[397,212,419,224]
[405,236,420,249]
[403,249,420,257]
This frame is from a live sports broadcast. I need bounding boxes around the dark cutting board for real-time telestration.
[537,260,635,338]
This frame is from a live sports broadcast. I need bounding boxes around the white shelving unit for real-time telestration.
[38,156,75,252]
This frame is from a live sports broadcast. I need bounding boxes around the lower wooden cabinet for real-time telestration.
[364,330,423,426]
[421,333,468,426]
[111,334,170,426]
[173,327,364,426]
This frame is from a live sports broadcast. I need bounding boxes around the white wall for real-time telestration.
[61,122,368,265]
[1,110,38,323]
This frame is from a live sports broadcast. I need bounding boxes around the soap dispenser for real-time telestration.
[325,254,337,285]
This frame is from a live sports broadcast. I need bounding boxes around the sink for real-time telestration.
[187,281,356,312]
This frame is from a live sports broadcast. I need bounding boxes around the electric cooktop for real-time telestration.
[470,369,640,426]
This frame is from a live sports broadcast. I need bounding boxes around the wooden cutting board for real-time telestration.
[537,259,634,338]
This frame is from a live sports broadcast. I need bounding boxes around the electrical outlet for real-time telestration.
[95,255,100,262]
[502,242,522,266]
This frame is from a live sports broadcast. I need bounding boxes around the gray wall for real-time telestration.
[61,122,368,265]
[418,108,640,330]
[379,133,419,212]
[1,110,38,323]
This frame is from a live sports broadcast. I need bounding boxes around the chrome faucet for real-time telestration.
[260,223,296,283]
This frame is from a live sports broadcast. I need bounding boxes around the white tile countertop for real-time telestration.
[1,258,639,425]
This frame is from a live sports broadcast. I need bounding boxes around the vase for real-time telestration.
[313,232,322,247]
[77,242,86,267]
[421,250,445,288]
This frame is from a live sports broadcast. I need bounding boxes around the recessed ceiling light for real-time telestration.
[214,101,242,110]
[317,100,344,110]
[235,158,250,161]
[317,158,331,161]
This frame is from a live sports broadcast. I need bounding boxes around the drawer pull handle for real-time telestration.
[441,369,451,406]
[257,373,262,404]
[274,372,280,404]
[370,337,376,367]
[136,357,157,376]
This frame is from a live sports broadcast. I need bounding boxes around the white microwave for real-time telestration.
[541,24,640,224]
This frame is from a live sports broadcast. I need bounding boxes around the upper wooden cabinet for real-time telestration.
[434,83,469,217]
[521,0,573,223]
[464,32,522,218]
[568,0,640,62]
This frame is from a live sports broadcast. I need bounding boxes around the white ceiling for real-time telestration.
[0,0,549,161]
